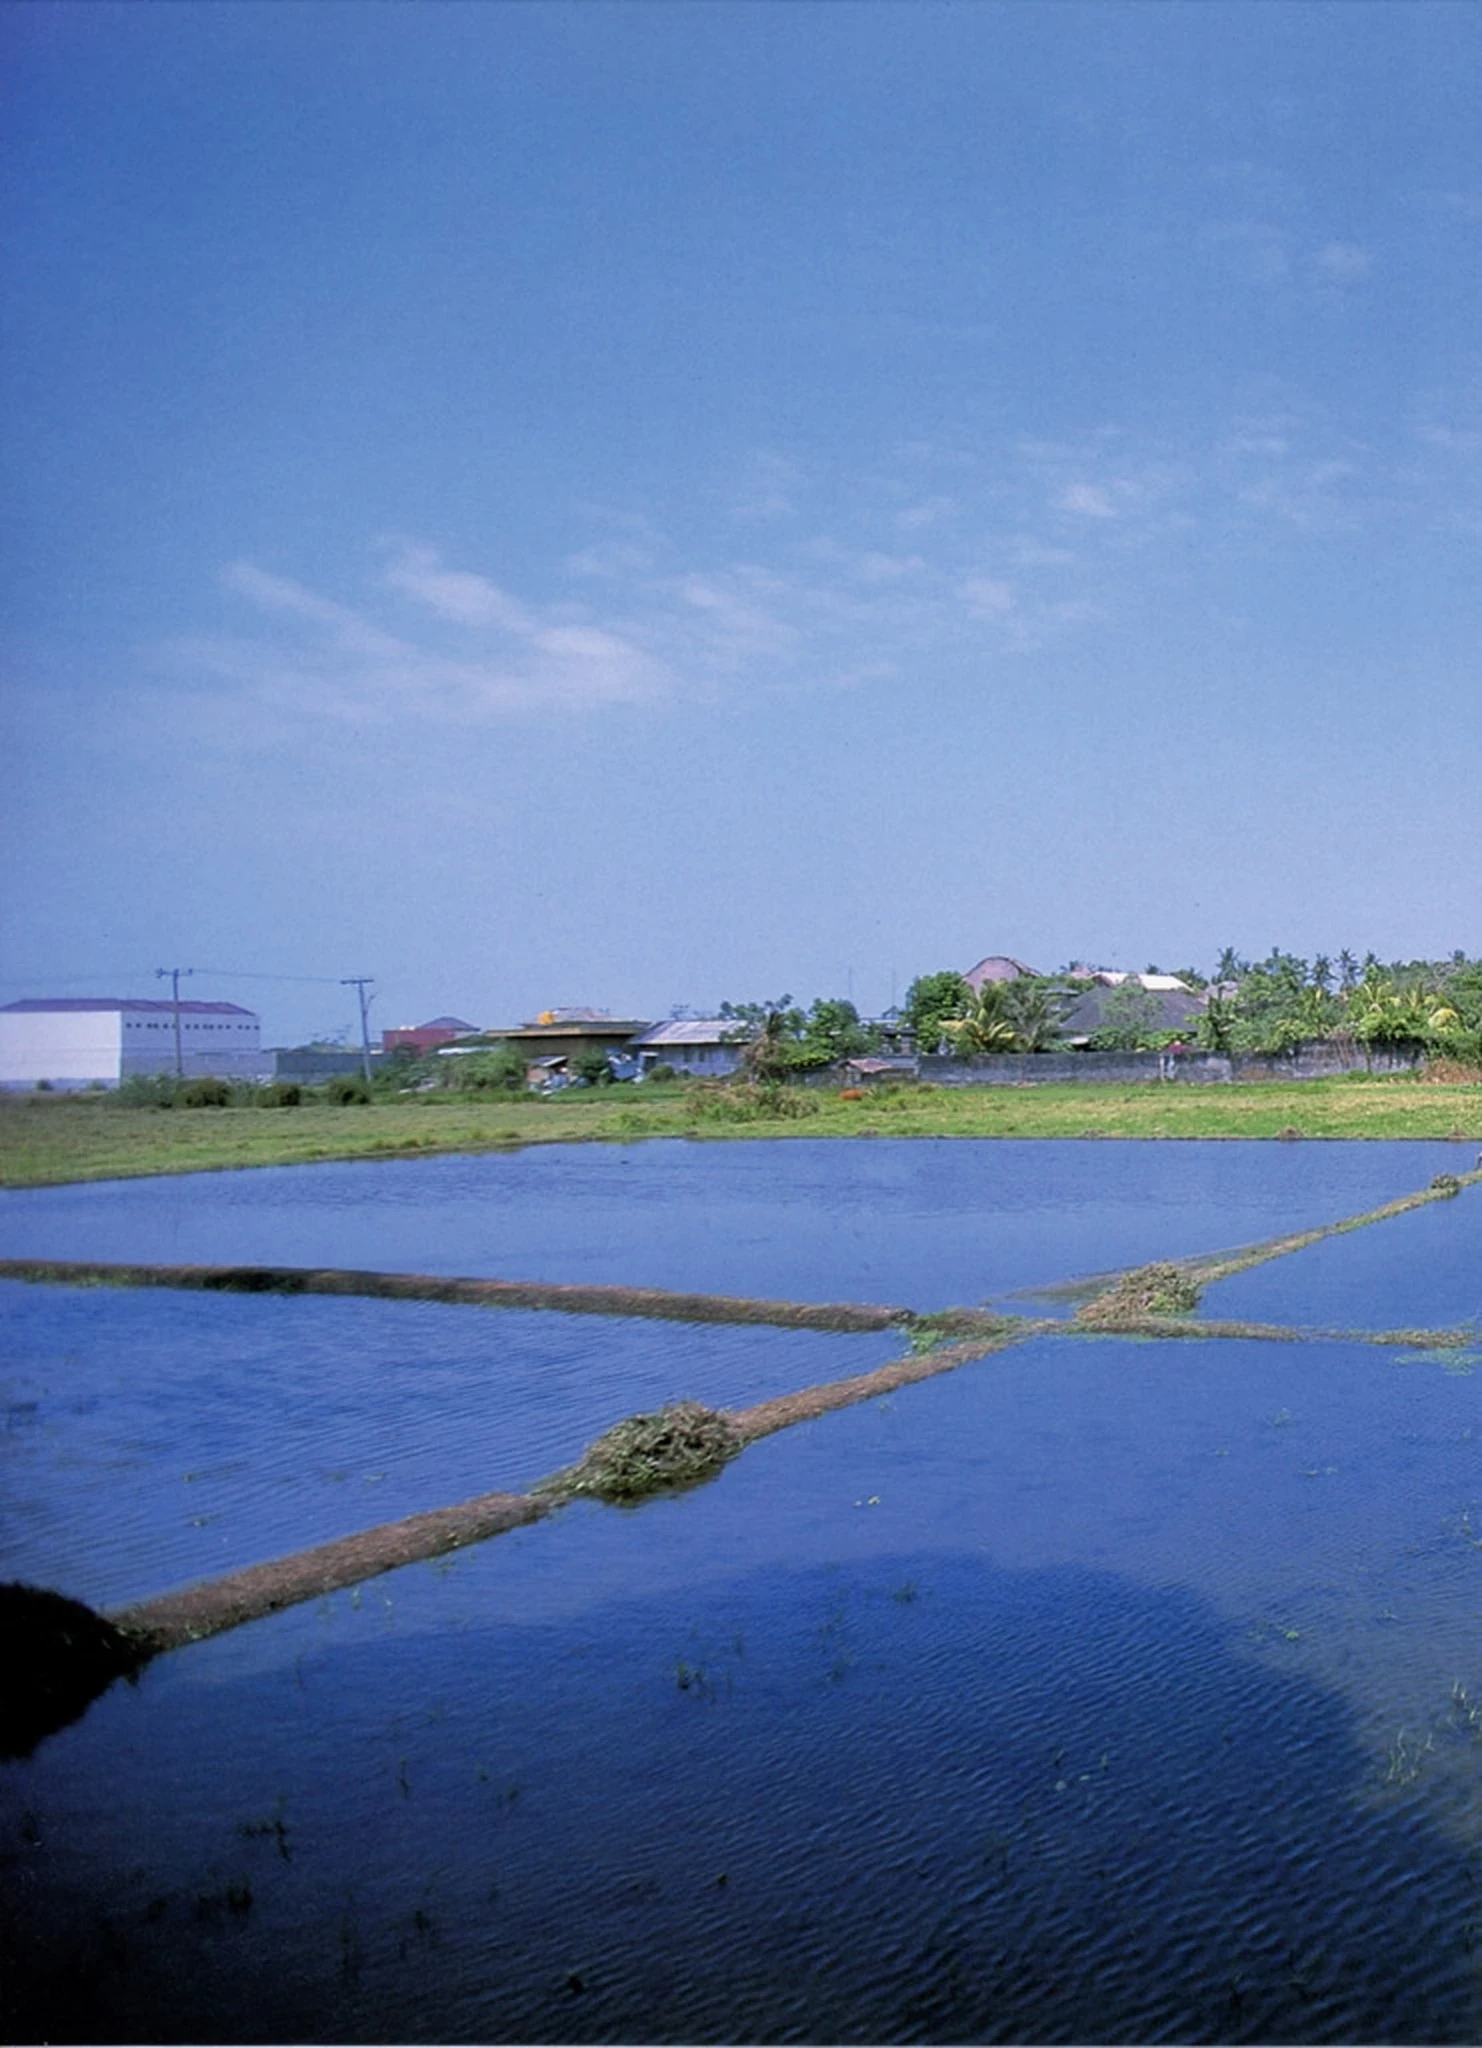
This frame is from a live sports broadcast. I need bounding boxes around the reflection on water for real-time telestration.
[0,1281,900,1608]
[1200,1183,1482,1331]
[1,1135,1474,1308]
[2,1144,1481,2042]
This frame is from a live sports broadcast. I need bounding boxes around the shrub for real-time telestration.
[689,1081,821,1124]
[645,1061,677,1083]
[117,1074,181,1107]
[324,1074,372,1105]
[181,1077,232,1108]
[445,1046,528,1094]
[34,1079,53,1093]
[260,1081,303,1108]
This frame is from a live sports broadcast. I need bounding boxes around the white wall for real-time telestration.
[0,1010,121,1086]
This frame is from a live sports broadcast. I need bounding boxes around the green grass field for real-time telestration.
[3,1073,1482,1188]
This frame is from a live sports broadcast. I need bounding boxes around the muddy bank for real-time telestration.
[117,1490,548,1654]
[0,1257,908,1333]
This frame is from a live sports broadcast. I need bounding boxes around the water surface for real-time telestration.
[2,1137,1472,1309]
[4,1140,1482,2043]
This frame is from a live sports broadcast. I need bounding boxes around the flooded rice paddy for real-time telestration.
[2,1138,1481,2042]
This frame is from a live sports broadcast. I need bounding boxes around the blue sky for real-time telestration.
[4,1,1480,1045]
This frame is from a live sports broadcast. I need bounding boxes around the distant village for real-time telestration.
[5,948,1478,1092]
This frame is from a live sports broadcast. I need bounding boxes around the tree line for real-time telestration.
[725,950,1482,1067]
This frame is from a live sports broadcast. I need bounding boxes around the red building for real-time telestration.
[381,1016,480,1058]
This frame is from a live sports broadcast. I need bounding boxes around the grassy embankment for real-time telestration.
[4,1071,1482,1188]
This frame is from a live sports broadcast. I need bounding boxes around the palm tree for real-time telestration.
[942,981,1017,1055]
[1003,977,1072,1052]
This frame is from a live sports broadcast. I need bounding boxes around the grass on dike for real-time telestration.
[3,1073,1482,1188]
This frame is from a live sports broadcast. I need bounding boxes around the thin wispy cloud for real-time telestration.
[157,401,1463,743]
[1059,483,1120,520]
[1314,240,1373,284]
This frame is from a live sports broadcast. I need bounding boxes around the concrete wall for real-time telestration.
[919,1043,1425,1087]
[270,1049,388,1082]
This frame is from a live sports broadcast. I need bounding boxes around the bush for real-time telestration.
[688,1081,822,1124]
[117,1074,180,1107]
[324,1074,372,1105]
[260,1081,303,1108]
[444,1046,528,1094]
[644,1062,677,1083]
[181,1076,232,1108]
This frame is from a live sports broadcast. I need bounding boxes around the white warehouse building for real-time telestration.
[0,997,265,1090]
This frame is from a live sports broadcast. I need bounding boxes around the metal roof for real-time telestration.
[631,1020,738,1047]
[1,997,257,1017]
[497,1018,649,1039]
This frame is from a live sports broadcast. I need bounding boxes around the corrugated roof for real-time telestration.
[497,1019,650,1040]
[1,997,257,1017]
[631,1020,738,1047]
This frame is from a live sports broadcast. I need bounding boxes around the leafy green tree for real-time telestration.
[1087,981,1166,1052]
[902,971,971,1054]
[1347,971,1458,1050]
[940,976,1073,1056]
[720,997,808,1081]
[799,997,874,1067]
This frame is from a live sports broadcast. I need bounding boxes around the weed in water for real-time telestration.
[238,1798,291,1861]
[1385,1727,1435,1786]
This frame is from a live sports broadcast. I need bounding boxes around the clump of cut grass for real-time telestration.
[907,1309,1023,1353]
[1077,1262,1202,1326]
[543,1401,740,1505]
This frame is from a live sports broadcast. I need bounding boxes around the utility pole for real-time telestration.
[341,978,375,1084]
[155,966,193,1077]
